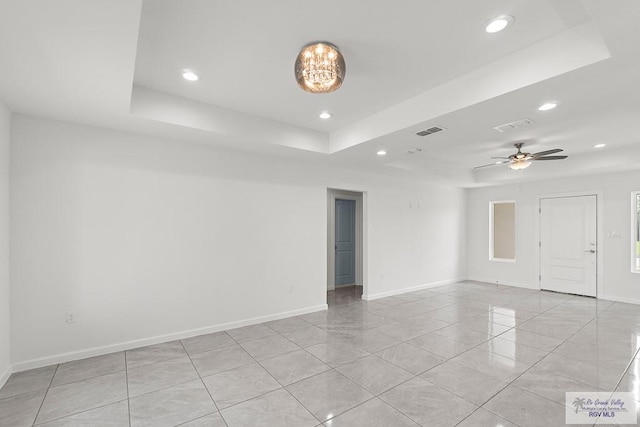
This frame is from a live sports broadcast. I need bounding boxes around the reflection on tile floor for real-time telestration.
[2,281,640,426]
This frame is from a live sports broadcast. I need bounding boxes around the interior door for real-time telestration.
[540,195,597,296]
[335,199,356,286]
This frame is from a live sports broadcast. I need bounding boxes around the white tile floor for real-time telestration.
[1,281,640,426]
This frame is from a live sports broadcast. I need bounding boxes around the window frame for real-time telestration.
[631,191,640,274]
[489,200,517,263]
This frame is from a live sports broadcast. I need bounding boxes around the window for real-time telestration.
[490,201,516,261]
[633,192,640,273]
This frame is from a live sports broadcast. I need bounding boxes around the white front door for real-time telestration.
[540,195,597,297]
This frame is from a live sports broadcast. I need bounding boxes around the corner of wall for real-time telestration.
[11,303,327,372]
[0,364,11,390]
[467,277,538,290]
[363,277,467,300]
[0,100,11,388]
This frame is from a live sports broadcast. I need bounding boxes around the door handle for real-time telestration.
[585,250,596,253]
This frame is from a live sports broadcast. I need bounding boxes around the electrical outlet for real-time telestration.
[66,312,76,324]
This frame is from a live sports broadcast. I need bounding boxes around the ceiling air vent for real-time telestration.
[493,118,535,133]
[416,126,446,137]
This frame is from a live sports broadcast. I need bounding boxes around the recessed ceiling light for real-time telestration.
[594,143,606,148]
[538,102,557,111]
[182,70,199,81]
[377,150,387,156]
[319,112,332,119]
[485,15,514,33]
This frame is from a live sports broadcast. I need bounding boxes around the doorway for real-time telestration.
[539,195,597,297]
[327,189,364,297]
[335,199,356,286]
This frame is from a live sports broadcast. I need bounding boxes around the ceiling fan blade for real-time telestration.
[490,156,510,159]
[473,161,509,169]
[532,155,568,160]
[532,148,563,156]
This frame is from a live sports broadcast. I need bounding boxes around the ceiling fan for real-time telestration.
[475,142,568,170]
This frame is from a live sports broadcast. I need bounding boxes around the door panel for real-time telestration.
[540,196,597,296]
[335,199,356,286]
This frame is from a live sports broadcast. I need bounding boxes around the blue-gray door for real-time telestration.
[335,199,356,286]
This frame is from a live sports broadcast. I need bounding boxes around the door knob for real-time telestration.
[585,249,596,253]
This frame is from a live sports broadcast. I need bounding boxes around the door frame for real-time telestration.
[327,189,365,291]
[535,190,603,297]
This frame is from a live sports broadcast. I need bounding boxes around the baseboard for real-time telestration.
[362,277,467,301]
[599,295,640,306]
[0,364,12,389]
[12,304,327,373]
[469,279,640,304]
[467,277,539,290]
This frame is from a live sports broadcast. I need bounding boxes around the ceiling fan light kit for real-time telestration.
[295,42,345,93]
[508,159,532,170]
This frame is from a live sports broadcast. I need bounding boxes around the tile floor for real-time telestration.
[2,281,640,426]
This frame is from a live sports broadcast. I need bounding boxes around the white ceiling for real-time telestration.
[1,0,639,187]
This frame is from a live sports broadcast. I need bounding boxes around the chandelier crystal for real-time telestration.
[295,42,345,93]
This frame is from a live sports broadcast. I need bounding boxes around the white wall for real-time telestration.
[467,171,640,303]
[365,185,466,298]
[0,101,10,385]
[10,115,466,368]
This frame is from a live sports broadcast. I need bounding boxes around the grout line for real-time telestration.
[247,332,328,423]
[303,289,618,425]
[211,325,321,423]
[31,399,129,426]
[37,355,127,390]
[173,411,229,427]
[124,351,131,427]
[453,406,518,427]
[315,290,496,424]
[193,326,340,423]
[10,284,632,427]
[119,352,199,401]
[237,306,384,424]
[603,322,640,393]
[449,303,573,425]
[30,363,59,427]
[378,288,602,426]
[281,386,328,425]
[456,307,616,426]
[177,339,221,418]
